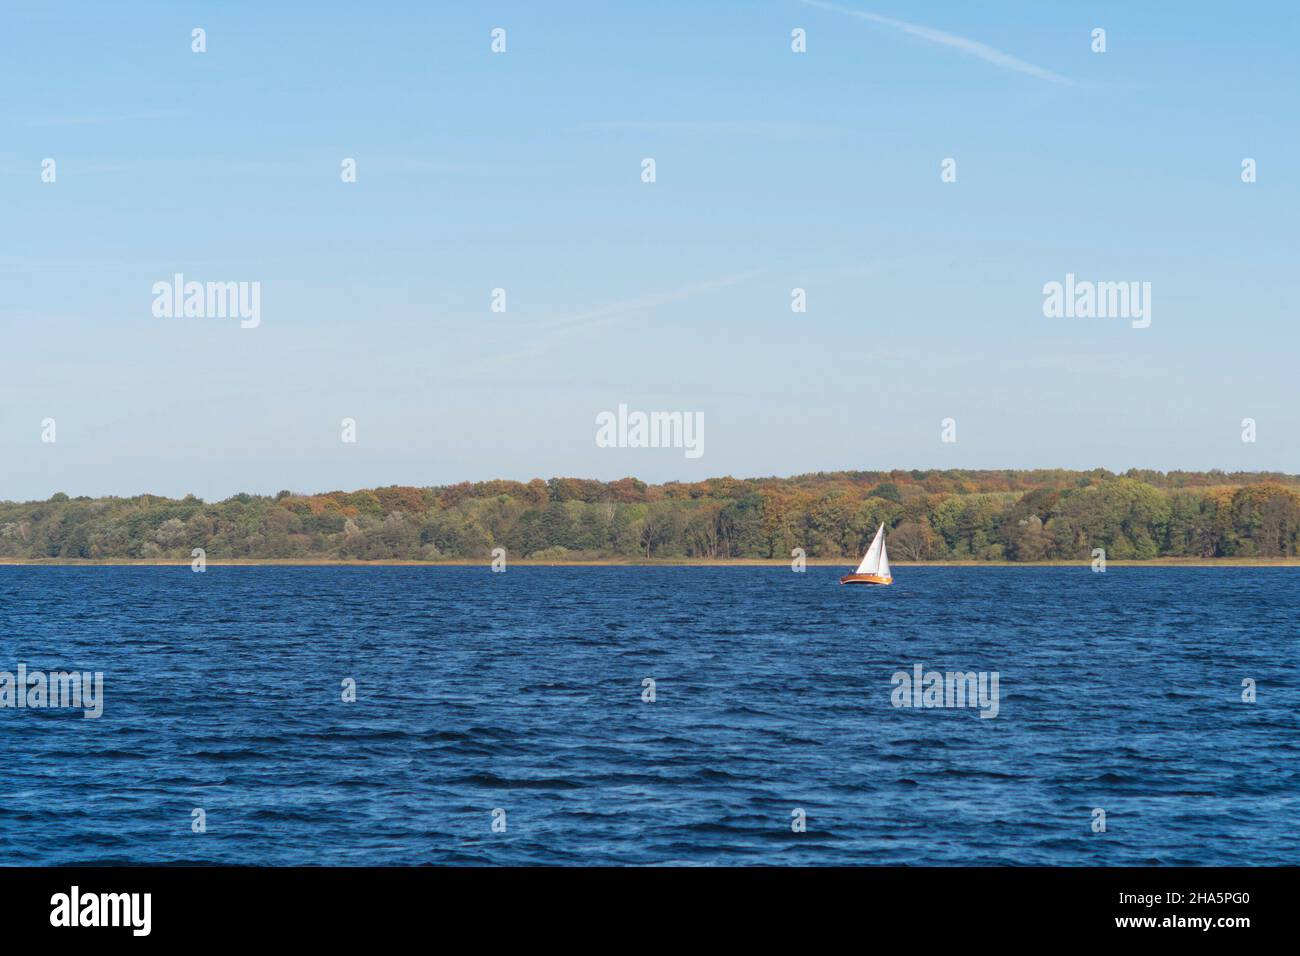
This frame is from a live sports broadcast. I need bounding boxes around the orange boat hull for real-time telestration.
[839,573,892,586]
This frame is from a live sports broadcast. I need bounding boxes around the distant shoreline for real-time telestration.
[2,558,1297,568]
[8,470,1299,568]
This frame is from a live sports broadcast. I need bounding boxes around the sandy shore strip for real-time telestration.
[2,558,1298,568]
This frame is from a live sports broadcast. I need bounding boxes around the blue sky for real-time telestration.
[2,1,1297,500]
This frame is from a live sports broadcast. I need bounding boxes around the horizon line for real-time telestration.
[8,466,1300,506]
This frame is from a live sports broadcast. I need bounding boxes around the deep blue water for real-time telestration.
[0,566,1296,866]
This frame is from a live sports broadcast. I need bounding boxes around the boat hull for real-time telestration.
[839,573,892,586]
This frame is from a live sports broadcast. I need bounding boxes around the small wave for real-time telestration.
[446,773,583,790]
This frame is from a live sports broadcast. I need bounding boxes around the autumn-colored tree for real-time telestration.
[4,469,1300,562]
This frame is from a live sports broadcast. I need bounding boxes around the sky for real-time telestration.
[2,1,1297,501]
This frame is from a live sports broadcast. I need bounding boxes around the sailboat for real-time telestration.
[840,523,892,586]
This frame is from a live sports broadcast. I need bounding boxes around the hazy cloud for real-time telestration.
[28,110,179,127]
[587,120,843,139]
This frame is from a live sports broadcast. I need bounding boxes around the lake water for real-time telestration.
[0,566,1295,865]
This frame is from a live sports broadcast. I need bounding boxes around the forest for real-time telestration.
[3,469,1300,562]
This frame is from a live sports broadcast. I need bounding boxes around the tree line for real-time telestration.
[3,469,1300,562]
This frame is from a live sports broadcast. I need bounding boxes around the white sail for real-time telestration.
[878,536,890,579]
[855,524,885,575]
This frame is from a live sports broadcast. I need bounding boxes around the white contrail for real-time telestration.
[799,0,1073,86]
[535,273,757,335]
[464,273,758,374]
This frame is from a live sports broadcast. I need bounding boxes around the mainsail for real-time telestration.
[856,524,886,575]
